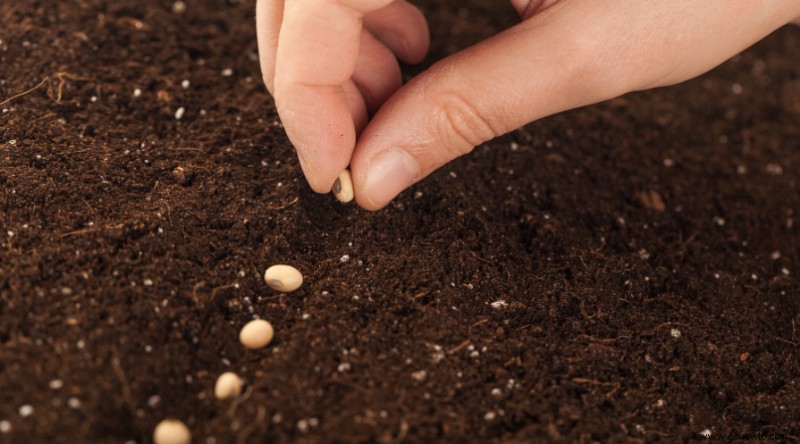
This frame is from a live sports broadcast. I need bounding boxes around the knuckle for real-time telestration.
[434,92,497,157]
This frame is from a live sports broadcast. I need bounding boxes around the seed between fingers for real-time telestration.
[332,169,354,203]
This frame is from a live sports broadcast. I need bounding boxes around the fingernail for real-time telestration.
[364,150,419,207]
[376,31,409,57]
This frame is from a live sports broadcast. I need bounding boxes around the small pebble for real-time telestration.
[147,395,161,408]
[174,107,185,120]
[239,319,274,349]
[490,300,508,309]
[331,169,354,203]
[0,420,10,433]
[171,1,186,13]
[264,265,303,292]
[153,419,191,444]
[214,372,243,400]
[297,419,310,433]
[18,405,33,417]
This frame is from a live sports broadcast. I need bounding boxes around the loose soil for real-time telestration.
[1,1,799,443]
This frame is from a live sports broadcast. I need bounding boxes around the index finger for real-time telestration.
[274,0,392,193]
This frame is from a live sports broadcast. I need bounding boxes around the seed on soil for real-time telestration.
[331,169,354,203]
[264,265,303,292]
[171,166,191,185]
[214,372,243,399]
[171,1,186,14]
[18,405,33,418]
[239,319,274,349]
[153,419,191,444]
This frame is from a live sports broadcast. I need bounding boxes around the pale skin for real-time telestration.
[257,0,800,210]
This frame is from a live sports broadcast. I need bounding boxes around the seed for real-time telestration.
[214,372,243,400]
[331,169,354,203]
[239,319,274,349]
[153,419,191,444]
[264,265,303,292]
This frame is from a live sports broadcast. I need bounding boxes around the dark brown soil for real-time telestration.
[1,1,799,443]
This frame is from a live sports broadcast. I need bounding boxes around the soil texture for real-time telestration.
[1,1,799,443]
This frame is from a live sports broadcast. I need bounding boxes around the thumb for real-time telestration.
[350,0,799,210]
[350,3,625,210]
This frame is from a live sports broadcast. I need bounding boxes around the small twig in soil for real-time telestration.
[0,72,89,107]
[190,281,207,306]
[411,290,429,300]
[393,419,409,444]
[173,147,203,152]
[266,197,299,211]
[469,319,488,329]
[587,343,619,354]
[573,334,629,344]
[0,77,50,107]
[236,404,267,444]
[60,223,125,238]
[227,385,253,419]
[80,197,96,215]
[210,283,239,304]
[653,322,689,331]
[571,377,621,397]
[447,340,471,355]
[111,356,137,414]
[60,227,101,238]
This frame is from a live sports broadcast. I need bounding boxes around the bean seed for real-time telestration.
[264,265,303,292]
[239,319,274,349]
[214,372,243,400]
[332,169,354,203]
[153,419,191,444]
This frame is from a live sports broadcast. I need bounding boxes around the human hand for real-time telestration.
[258,0,800,210]
[256,0,428,194]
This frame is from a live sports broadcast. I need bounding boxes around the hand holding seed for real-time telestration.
[332,169,355,203]
[258,0,800,209]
